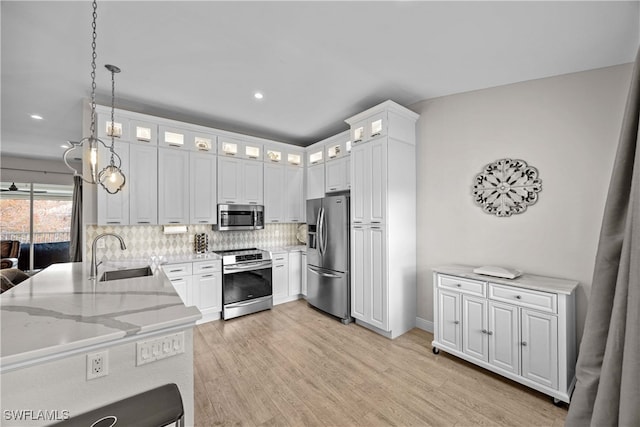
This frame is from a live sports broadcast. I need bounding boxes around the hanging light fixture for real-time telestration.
[63,0,125,194]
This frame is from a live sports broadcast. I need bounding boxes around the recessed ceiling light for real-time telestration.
[30,114,43,120]
[254,92,264,100]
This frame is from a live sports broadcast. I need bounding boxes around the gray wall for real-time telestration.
[0,155,76,186]
[412,63,633,345]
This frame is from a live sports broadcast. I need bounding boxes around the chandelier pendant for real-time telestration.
[62,0,126,195]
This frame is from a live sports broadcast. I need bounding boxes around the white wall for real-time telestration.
[412,64,632,345]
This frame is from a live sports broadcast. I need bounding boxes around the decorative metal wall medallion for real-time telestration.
[472,158,542,217]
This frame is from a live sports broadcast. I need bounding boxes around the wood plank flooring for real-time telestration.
[194,300,567,426]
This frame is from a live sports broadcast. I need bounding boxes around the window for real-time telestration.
[0,182,73,272]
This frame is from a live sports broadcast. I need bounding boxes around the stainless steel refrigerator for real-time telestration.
[306,195,351,323]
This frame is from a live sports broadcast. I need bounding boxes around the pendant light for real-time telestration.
[63,0,126,194]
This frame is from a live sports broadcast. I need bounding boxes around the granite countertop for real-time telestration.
[0,262,201,371]
[433,264,579,295]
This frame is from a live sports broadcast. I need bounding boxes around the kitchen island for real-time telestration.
[0,262,201,426]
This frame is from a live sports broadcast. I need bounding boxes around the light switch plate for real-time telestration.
[136,332,184,366]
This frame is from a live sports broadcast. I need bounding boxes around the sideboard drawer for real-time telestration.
[438,275,486,297]
[489,283,557,313]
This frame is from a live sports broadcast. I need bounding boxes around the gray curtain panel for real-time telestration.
[69,175,83,262]
[566,48,640,426]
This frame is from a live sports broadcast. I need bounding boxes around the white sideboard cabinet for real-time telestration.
[432,265,578,404]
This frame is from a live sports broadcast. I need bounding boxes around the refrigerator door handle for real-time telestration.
[308,265,341,278]
[321,207,328,256]
[318,207,326,255]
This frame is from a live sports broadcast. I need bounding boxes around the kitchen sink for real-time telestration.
[99,266,153,282]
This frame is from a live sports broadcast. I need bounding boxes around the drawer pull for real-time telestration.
[521,341,528,346]
[202,274,214,278]
[169,269,183,273]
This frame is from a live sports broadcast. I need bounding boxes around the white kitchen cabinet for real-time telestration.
[192,260,222,324]
[285,166,304,222]
[350,224,387,331]
[158,147,189,224]
[307,147,324,165]
[325,132,351,161]
[432,266,578,404]
[242,160,263,205]
[272,252,289,304]
[301,252,308,297]
[350,138,386,224]
[346,101,418,339]
[306,163,325,200]
[189,152,217,224]
[187,131,216,153]
[163,260,221,324]
[325,156,350,193]
[217,156,242,204]
[218,136,262,160]
[158,125,188,149]
[265,163,304,223]
[288,251,301,296]
[129,120,157,145]
[97,111,129,141]
[218,157,263,205]
[162,263,193,306]
[97,140,129,225]
[264,163,285,223]
[128,143,158,225]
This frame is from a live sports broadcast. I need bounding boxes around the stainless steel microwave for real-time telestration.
[215,204,264,231]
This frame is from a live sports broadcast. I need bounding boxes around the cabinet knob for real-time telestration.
[456,283,462,287]
[515,295,522,299]
[521,341,528,346]
[453,320,460,325]
[481,329,488,334]
[487,331,493,335]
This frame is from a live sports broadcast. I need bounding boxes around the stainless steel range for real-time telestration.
[215,248,273,320]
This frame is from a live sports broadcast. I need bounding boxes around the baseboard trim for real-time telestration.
[415,317,433,333]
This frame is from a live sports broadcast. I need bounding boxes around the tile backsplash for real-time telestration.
[85,223,303,261]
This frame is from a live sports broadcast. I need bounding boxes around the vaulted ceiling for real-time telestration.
[1,1,638,160]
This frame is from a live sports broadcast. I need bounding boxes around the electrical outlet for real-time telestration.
[87,351,109,380]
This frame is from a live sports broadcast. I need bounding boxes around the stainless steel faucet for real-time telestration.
[90,233,127,279]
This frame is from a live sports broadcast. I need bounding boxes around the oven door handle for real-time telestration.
[225,295,272,308]
[224,261,272,273]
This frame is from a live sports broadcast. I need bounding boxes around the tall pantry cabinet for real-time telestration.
[346,101,419,339]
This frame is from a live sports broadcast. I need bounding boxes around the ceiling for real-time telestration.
[1,1,638,160]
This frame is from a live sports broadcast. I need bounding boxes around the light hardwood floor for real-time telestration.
[194,300,567,426]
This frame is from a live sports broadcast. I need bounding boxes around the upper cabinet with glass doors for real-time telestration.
[96,106,156,146]
[325,130,352,161]
[349,101,417,147]
[218,136,262,161]
[265,143,304,168]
